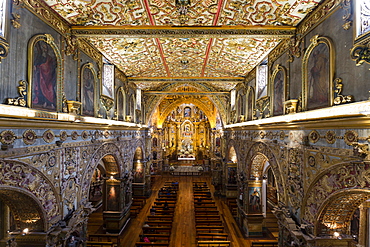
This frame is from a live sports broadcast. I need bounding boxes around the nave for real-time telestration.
[88,175,278,247]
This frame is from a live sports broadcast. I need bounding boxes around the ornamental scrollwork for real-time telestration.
[7,80,27,107]
[333,78,354,105]
[303,162,370,225]
[0,160,61,224]
[0,39,9,63]
[350,43,370,67]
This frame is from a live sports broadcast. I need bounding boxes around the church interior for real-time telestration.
[0,0,370,246]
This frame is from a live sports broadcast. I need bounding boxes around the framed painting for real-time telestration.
[270,64,287,116]
[81,63,97,117]
[116,87,125,121]
[102,63,114,98]
[246,87,255,121]
[0,0,10,62]
[248,181,262,214]
[302,35,334,111]
[28,34,62,111]
[227,165,237,184]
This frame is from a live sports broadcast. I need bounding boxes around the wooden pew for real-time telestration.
[251,241,279,247]
[135,242,169,247]
[195,215,221,221]
[194,206,218,211]
[147,215,173,221]
[144,221,173,227]
[140,234,171,242]
[86,241,114,247]
[142,226,172,234]
[150,209,175,215]
[155,198,177,202]
[194,202,216,206]
[195,210,219,215]
[197,232,229,241]
[196,235,228,241]
[196,226,225,233]
[195,220,223,226]
[88,234,119,246]
[197,241,230,247]
[152,205,176,210]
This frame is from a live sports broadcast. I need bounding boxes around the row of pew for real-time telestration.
[135,181,179,247]
[193,182,231,247]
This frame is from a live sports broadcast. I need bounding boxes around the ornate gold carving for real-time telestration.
[78,38,103,69]
[333,78,354,104]
[308,130,320,143]
[100,95,114,113]
[343,130,358,146]
[0,130,16,145]
[297,0,343,37]
[352,142,369,158]
[350,43,370,67]
[66,101,82,115]
[11,13,21,29]
[254,96,270,119]
[81,131,89,140]
[284,99,299,114]
[65,35,79,60]
[71,131,79,140]
[42,130,55,143]
[23,129,37,145]
[59,131,68,142]
[7,80,27,107]
[0,160,60,224]
[325,130,336,144]
[287,35,302,62]
[15,0,70,36]
[72,26,296,39]
[340,0,352,30]
[0,39,9,63]
[303,162,370,226]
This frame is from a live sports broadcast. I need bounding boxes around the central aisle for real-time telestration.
[120,175,258,247]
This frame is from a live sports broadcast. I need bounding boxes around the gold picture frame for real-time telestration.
[27,34,63,111]
[302,35,335,111]
[80,62,98,117]
[270,64,287,116]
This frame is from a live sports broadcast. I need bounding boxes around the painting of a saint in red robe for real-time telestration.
[32,40,57,110]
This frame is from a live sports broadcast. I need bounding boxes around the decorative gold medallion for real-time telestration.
[0,130,16,145]
[81,131,89,140]
[23,129,37,145]
[279,131,285,140]
[59,131,68,141]
[71,131,79,140]
[42,130,55,143]
[344,130,358,146]
[308,130,320,143]
[325,130,336,144]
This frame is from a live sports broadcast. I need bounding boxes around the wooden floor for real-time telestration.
[98,175,278,247]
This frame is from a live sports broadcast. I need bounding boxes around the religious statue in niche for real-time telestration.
[183,124,192,136]
[184,107,191,117]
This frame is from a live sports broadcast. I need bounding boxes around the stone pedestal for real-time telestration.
[103,208,130,233]
[246,214,264,237]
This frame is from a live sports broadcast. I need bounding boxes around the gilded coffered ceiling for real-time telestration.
[43,0,324,90]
